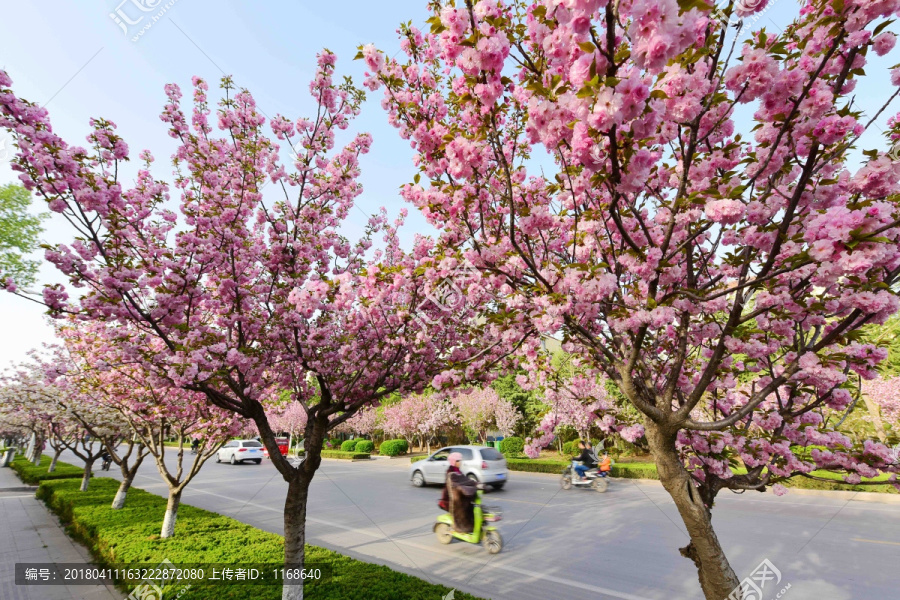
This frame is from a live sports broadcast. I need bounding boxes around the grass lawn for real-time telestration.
[33,477,483,600]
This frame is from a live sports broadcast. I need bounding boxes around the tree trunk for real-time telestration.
[31,436,44,465]
[26,432,37,462]
[48,449,62,473]
[645,422,740,600]
[112,477,134,510]
[160,489,182,538]
[863,395,888,443]
[80,459,94,492]
[282,474,312,600]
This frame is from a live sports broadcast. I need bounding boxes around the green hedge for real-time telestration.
[503,457,895,493]
[36,477,483,600]
[498,437,524,456]
[561,441,578,457]
[339,440,358,452]
[11,455,86,484]
[410,455,427,464]
[379,440,409,457]
[354,440,374,453]
[320,450,370,460]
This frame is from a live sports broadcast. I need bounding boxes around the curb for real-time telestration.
[0,486,38,493]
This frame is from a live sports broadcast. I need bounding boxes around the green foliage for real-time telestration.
[498,436,524,456]
[379,439,408,456]
[320,450,370,460]
[503,458,895,493]
[490,373,542,435]
[34,478,483,600]
[11,455,85,484]
[561,440,579,456]
[504,458,571,474]
[340,439,358,452]
[409,455,427,464]
[863,314,900,377]
[0,183,46,286]
[354,440,374,453]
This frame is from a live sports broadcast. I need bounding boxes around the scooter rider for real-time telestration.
[445,452,478,533]
[572,440,597,481]
[438,452,463,512]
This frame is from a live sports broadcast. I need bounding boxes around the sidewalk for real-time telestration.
[0,465,123,600]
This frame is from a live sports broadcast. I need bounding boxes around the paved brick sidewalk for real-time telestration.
[0,464,123,600]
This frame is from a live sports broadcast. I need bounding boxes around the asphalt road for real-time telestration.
[55,449,900,600]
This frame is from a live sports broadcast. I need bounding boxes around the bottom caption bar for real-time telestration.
[15,562,332,586]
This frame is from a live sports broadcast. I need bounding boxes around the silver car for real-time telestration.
[216,440,264,465]
[409,445,508,490]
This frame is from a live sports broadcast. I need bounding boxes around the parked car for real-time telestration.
[216,440,264,465]
[409,445,508,489]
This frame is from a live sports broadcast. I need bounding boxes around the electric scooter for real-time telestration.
[434,485,503,554]
[560,461,609,492]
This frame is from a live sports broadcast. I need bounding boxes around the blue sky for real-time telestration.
[0,0,897,368]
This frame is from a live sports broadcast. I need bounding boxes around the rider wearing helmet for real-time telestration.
[444,451,478,533]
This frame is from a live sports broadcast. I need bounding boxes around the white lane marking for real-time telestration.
[163,482,654,600]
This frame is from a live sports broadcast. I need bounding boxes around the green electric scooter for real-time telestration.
[434,485,503,554]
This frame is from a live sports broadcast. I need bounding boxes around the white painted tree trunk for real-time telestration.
[111,478,133,509]
[79,461,93,492]
[25,432,35,462]
[160,490,182,538]
[32,443,43,465]
[48,451,61,473]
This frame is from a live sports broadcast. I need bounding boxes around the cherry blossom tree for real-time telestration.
[382,393,458,452]
[380,397,425,448]
[367,1,900,596]
[451,387,519,444]
[333,405,378,438]
[0,366,60,465]
[0,51,517,599]
[267,401,308,454]
[523,365,637,456]
[52,321,240,529]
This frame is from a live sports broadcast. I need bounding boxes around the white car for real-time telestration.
[409,445,508,489]
[216,440,264,465]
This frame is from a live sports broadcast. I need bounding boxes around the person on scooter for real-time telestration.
[100,451,112,471]
[572,440,597,481]
[438,452,463,512]
[599,451,613,475]
[445,452,478,533]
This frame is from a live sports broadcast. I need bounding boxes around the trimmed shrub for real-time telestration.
[561,441,579,456]
[354,440,374,453]
[340,439,358,452]
[11,455,85,484]
[410,455,427,464]
[35,477,483,600]
[498,436,524,456]
[320,450,370,460]
[505,458,569,474]
[379,439,408,457]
